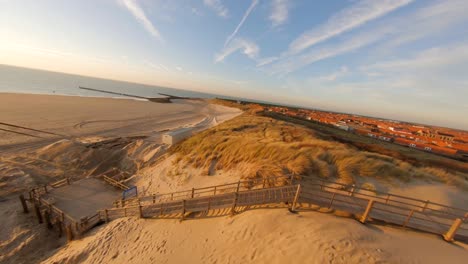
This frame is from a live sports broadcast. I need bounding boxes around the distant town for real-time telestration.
[233,100,468,160]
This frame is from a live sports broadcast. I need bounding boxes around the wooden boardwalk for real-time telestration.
[22,175,468,243]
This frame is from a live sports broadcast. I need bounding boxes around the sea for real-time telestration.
[0,64,226,100]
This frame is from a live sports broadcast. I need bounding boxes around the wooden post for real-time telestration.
[153,194,156,203]
[66,178,71,185]
[43,185,48,193]
[403,210,415,228]
[214,186,217,195]
[385,194,390,204]
[61,212,65,222]
[360,200,375,224]
[191,188,195,198]
[121,200,124,208]
[44,210,53,229]
[104,209,109,222]
[443,218,463,242]
[236,181,241,193]
[66,224,73,242]
[262,178,266,188]
[57,221,63,238]
[19,194,29,213]
[230,193,238,215]
[349,184,355,196]
[181,200,186,220]
[34,202,43,224]
[421,200,429,212]
[160,203,164,216]
[124,207,127,217]
[171,193,174,201]
[291,185,301,211]
[139,205,143,218]
[328,192,337,208]
[75,222,80,236]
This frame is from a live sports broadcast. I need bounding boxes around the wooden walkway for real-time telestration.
[22,175,468,243]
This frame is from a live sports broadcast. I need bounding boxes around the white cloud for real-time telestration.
[268,27,390,74]
[256,56,279,67]
[269,0,290,27]
[215,38,259,63]
[320,66,349,81]
[261,0,468,75]
[364,44,468,73]
[203,0,229,18]
[288,0,413,54]
[119,0,162,41]
[224,0,259,47]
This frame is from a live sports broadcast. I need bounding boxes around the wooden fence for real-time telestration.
[22,175,468,243]
[102,184,300,221]
[296,177,468,241]
[23,177,105,241]
[109,175,467,242]
[103,175,129,190]
[114,175,292,208]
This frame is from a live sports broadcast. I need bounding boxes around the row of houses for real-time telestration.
[265,106,468,158]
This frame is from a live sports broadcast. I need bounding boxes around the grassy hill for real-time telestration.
[171,112,468,191]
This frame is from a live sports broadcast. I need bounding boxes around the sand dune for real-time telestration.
[42,210,468,264]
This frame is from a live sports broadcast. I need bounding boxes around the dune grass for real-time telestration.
[171,113,468,190]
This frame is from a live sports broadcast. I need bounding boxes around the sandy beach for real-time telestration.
[0,93,240,149]
[1,93,467,264]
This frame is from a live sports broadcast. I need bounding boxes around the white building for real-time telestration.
[162,128,193,145]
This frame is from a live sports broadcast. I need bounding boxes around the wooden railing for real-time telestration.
[103,175,129,190]
[103,184,300,221]
[23,174,468,243]
[109,175,468,242]
[114,175,292,208]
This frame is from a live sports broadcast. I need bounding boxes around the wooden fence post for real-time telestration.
[230,193,238,215]
[291,185,301,211]
[421,200,429,212]
[360,200,375,224]
[349,184,355,196]
[181,200,186,220]
[57,221,63,238]
[262,178,266,188]
[104,209,109,222]
[443,218,463,242]
[34,202,43,224]
[66,178,71,185]
[214,186,217,195]
[19,194,28,213]
[44,210,52,229]
[403,210,415,228]
[236,181,241,193]
[191,188,195,198]
[139,205,143,218]
[66,224,74,242]
[328,193,337,208]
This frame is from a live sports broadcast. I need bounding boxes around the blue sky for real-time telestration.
[1,0,468,129]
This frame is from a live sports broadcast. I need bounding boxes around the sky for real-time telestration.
[0,0,467,129]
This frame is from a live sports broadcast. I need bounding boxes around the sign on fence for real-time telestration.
[122,186,138,200]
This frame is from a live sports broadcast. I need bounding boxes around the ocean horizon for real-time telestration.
[0,64,226,101]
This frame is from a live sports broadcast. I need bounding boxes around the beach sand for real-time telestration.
[0,93,240,149]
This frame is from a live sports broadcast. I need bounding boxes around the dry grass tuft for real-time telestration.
[171,114,468,190]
